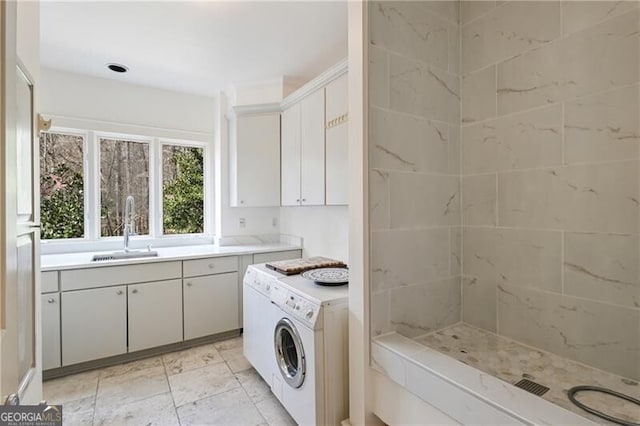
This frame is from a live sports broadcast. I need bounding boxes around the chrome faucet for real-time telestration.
[123,195,136,252]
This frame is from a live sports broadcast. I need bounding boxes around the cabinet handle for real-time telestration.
[302,198,307,202]
[240,200,244,204]
[296,199,300,203]
[117,290,123,295]
[186,282,192,287]
[208,263,215,269]
[132,289,138,294]
[47,298,55,304]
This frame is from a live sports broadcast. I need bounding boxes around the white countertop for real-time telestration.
[41,243,302,271]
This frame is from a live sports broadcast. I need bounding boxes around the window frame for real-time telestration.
[157,138,209,237]
[94,131,154,240]
[39,128,90,242]
[41,126,212,246]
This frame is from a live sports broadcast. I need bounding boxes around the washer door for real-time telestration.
[274,318,306,388]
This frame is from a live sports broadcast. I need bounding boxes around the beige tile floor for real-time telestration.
[43,336,297,426]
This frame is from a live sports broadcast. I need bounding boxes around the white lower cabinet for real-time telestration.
[128,279,183,352]
[183,272,239,340]
[61,286,127,366]
[41,293,61,370]
[45,251,297,369]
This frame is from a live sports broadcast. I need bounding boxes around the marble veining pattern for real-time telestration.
[497,283,640,380]
[416,323,640,425]
[369,0,640,419]
[43,337,295,426]
[497,9,640,114]
[369,0,462,341]
[462,1,561,74]
[370,1,450,70]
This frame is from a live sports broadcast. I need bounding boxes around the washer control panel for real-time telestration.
[243,266,279,297]
[270,285,319,327]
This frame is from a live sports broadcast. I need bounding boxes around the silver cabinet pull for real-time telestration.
[302,198,307,202]
[208,263,215,269]
[117,290,123,295]
[186,282,192,287]
[132,289,138,294]
[296,199,300,203]
[47,298,55,304]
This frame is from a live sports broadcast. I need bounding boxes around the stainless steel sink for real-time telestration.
[91,250,159,262]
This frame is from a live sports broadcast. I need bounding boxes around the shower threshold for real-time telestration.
[414,324,639,426]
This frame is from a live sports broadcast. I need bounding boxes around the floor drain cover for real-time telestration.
[514,379,550,396]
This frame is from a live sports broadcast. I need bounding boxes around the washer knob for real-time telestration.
[305,309,314,319]
[266,283,271,291]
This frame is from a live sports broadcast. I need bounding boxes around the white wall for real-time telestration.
[40,68,215,135]
[280,206,349,262]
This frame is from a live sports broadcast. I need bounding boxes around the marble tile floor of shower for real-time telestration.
[42,336,296,426]
[417,324,639,425]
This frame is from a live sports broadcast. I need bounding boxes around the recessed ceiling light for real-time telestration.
[107,63,128,73]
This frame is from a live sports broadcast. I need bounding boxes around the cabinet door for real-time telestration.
[62,286,127,365]
[231,113,281,207]
[300,89,326,206]
[326,74,348,205]
[128,280,183,352]
[281,104,301,206]
[325,123,348,205]
[183,272,239,340]
[325,73,348,122]
[41,293,61,370]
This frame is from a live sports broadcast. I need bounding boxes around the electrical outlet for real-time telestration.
[239,218,246,228]
[272,217,278,227]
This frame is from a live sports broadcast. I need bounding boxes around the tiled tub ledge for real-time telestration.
[372,326,639,425]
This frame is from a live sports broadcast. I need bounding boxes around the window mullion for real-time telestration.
[151,138,162,238]
[89,130,100,241]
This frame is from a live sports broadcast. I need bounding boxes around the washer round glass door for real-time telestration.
[274,318,306,388]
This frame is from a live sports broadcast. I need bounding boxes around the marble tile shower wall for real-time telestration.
[459,1,640,380]
[368,1,463,339]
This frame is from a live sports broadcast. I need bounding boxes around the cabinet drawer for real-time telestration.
[42,271,58,293]
[253,250,302,264]
[60,261,181,291]
[183,256,238,278]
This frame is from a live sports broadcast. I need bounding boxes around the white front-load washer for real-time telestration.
[267,267,349,426]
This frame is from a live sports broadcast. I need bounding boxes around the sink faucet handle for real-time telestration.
[147,244,152,252]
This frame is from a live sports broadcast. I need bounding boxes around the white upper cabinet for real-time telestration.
[279,61,348,207]
[230,112,281,207]
[281,88,326,206]
[281,104,302,206]
[325,73,348,205]
[300,89,326,206]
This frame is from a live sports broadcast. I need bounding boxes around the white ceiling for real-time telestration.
[40,1,347,97]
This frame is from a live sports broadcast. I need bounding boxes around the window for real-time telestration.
[39,128,209,242]
[39,132,85,239]
[99,138,150,237]
[162,145,204,234]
